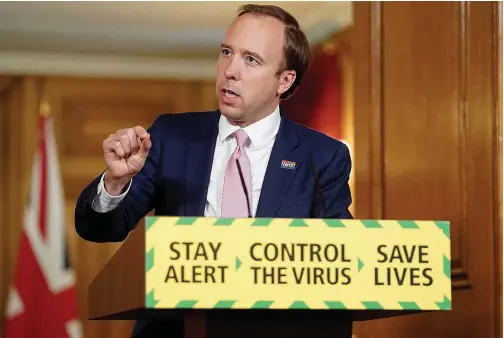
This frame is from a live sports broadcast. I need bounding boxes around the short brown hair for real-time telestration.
[237,4,312,100]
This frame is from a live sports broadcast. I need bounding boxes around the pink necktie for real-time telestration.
[221,129,252,218]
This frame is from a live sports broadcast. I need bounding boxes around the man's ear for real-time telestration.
[276,70,296,97]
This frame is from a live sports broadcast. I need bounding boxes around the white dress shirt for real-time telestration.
[91,105,281,217]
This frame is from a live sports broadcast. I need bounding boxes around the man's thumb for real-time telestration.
[138,134,151,159]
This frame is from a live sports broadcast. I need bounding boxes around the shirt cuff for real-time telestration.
[91,173,132,213]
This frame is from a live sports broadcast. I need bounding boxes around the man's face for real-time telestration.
[216,13,296,126]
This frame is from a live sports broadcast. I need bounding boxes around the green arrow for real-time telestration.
[399,302,421,310]
[436,296,451,310]
[146,216,159,230]
[324,219,345,227]
[289,219,308,227]
[176,300,197,308]
[358,258,364,272]
[361,220,382,228]
[443,255,451,278]
[251,300,273,309]
[146,248,154,273]
[362,301,383,310]
[324,301,346,309]
[435,221,450,239]
[146,290,159,308]
[214,300,236,309]
[175,217,197,225]
[290,301,309,309]
[236,257,242,271]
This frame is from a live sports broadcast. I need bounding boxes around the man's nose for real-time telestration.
[224,58,240,81]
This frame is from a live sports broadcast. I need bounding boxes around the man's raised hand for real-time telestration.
[102,126,151,195]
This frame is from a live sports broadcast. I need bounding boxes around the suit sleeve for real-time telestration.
[74,115,165,243]
[315,143,353,219]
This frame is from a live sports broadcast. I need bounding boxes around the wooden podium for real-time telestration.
[88,217,452,338]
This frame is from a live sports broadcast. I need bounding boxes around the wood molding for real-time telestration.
[492,2,502,337]
[353,2,373,220]
[369,1,384,220]
[456,1,470,289]
[0,51,217,80]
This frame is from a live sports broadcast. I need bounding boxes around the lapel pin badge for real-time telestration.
[281,160,296,170]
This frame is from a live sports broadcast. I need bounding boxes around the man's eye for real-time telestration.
[221,49,231,56]
[246,56,257,63]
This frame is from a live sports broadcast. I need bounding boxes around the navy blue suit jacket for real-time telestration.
[74,110,353,337]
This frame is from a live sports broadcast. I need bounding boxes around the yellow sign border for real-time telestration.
[144,217,451,311]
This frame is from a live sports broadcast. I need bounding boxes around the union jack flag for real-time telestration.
[3,107,82,338]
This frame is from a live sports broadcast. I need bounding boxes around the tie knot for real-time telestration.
[234,129,249,148]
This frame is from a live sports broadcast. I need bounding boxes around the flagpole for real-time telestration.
[39,99,50,117]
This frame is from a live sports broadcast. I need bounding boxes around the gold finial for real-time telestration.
[322,42,337,55]
[40,100,50,117]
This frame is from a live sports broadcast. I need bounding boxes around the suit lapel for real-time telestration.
[256,117,302,217]
[184,111,220,217]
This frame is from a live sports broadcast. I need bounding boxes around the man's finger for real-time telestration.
[134,126,148,139]
[103,137,119,152]
[118,133,131,155]
[106,133,123,143]
[126,128,139,153]
[116,128,128,136]
[113,141,125,157]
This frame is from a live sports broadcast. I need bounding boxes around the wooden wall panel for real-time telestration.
[382,0,467,287]
[0,77,14,93]
[0,81,8,334]
[0,76,217,338]
[353,2,501,338]
[494,4,503,336]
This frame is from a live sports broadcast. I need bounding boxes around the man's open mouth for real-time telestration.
[222,89,239,98]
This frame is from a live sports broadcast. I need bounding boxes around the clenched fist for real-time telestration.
[102,126,152,195]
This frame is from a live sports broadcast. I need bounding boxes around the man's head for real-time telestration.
[216,4,311,126]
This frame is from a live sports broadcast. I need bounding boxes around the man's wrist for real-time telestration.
[103,171,131,196]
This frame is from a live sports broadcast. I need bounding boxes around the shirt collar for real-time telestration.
[218,105,281,150]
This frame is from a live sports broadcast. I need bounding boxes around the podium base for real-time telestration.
[200,310,353,338]
[96,309,354,338]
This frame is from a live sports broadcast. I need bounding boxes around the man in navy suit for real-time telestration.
[75,3,353,338]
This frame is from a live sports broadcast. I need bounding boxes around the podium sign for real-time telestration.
[145,217,451,312]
